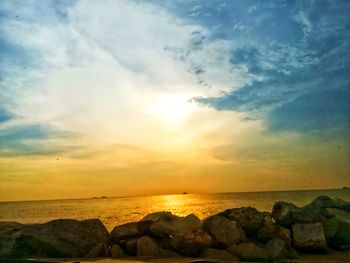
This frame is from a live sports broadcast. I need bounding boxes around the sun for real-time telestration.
[148,94,196,127]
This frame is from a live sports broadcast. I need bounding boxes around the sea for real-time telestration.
[0,189,349,231]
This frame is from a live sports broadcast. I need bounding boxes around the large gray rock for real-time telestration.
[141,211,173,222]
[272,196,350,228]
[161,229,212,257]
[257,224,291,244]
[147,212,211,257]
[137,236,160,257]
[200,248,239,262]
[228,242,268,262]
[292,223,328,253]
[110,244,124,258]
[203,215,246,247]
[223,207,265,236]
[328,223,350,250]
[265,238,287,261]
[123,237,139,255]
[110,221,150,243]
[324,208,350,224]
[149,213,202,237]
[0,219,109,258]
[311,196,350,211]
[85,242,110,258]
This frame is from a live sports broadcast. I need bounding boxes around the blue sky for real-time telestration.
[157,0,350,134]
[0,0,349,200]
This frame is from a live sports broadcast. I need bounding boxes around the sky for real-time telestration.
[0,0,349,201]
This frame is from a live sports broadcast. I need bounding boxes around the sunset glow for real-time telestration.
[0,0,349,201]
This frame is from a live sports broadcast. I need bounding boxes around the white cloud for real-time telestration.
[1,0,257,158]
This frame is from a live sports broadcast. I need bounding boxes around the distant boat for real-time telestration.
[183,192,188,195]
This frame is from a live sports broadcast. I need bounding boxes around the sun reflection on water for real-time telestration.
[1,190,348,231]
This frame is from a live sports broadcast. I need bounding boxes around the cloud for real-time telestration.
[0,0,256,158]
[189,0,350,133]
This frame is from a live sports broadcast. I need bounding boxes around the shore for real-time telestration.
[1,195,350,262]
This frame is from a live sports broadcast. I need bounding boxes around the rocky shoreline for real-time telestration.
[1,195,349,262]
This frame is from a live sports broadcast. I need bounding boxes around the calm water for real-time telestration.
[0,189,349,231]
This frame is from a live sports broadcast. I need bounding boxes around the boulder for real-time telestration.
[228,242,268,262]
[85,242,110,258]
[161,229,212,257]
[158,248,181,258]
[271,200,323,227]
[323,208,350,224]
[271,201,299,227]
[200,248,239,262]
[225,207,265,236]
[123,237,139,255]
[110,221,150,243]
[292,223,328,253]
[149,213,202,237]
[257,224,291,244]
[0,219,109,258]
[141,211,173,222]
[265,238,287,260]
[322,218,339,239]
[311,196,350,211]
[272,196,350,228]
[147,212,211,257]
[328,223,350,250]
[203,215,246,247]
[137,236,160,257]
[135,235,180,258]
[110,244,124,258]
[261,212,274,227]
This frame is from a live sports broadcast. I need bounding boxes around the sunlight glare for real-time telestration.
[148,95,196,127]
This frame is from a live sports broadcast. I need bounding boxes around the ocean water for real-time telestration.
[0,189,349,231]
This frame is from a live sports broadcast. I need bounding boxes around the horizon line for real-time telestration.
[0,186,346,203]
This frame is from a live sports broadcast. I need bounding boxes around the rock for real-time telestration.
[158,248,181,258]
[292,223,328,253]
[149,213,202,237]
[85,242,110,258]
[271,201,299,227]
[323,208,350,224]
[265,238,287,260]
[110,221,150,243]
[311,196,350,211]
[228,242,268,262]
[329,223,350,250]
[203,215,246,247]
[123,237,139,255]
[257,224,291,244]
[225,207,265,236]
[141,211,173,222]
[262,212,274,227]
[0,219,109,258]
[136,236,160,257]
[110,244,124,258]
[287,247,299,259]
[322,218,339,239]
[271,200,323,228]
[200,248,239,262]
[146,212,211,257]
[162,229,212,257]
[272,196,350,228]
